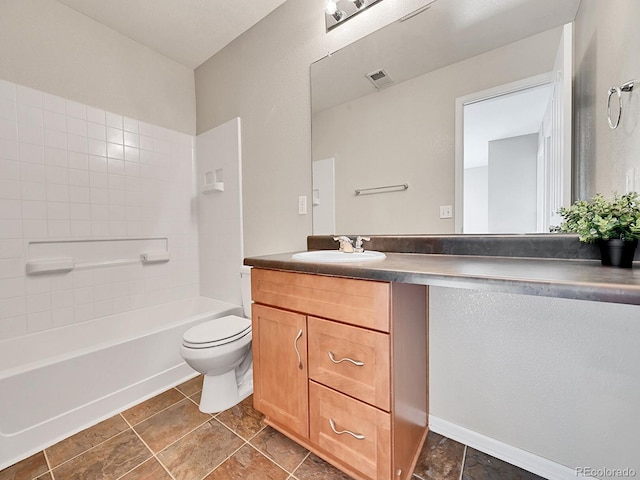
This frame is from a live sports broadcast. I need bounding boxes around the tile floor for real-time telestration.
[0,376,544,480]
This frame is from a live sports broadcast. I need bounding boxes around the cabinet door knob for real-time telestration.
[328,351,364,366]
[294,329,303,369]
[328,418,365,440]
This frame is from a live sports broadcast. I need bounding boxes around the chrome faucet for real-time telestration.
[333,236,354,253]
[354,236,370,253]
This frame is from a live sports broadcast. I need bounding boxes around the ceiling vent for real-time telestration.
[366,69,393,89]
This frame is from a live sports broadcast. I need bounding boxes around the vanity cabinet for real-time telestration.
[251,268,428,480]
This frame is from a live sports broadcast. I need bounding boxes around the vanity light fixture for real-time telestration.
[325,0,383,32]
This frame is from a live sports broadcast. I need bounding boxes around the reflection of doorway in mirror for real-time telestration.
[455,23,572,234]
[312,158,336,235]
[463,83,552,233]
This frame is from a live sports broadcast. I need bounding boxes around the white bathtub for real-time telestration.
[0,296,243,470]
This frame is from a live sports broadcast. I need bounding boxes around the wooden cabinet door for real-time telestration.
[252,304,309,438]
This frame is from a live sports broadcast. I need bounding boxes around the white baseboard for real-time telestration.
[429,415,597,480]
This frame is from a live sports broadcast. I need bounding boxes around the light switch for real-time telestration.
[298,195,308,215]
[439,205,453,219]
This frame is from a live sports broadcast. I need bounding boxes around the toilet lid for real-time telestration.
[182,315,251,348]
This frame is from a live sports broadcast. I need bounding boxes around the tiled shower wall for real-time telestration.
[0,79,199,341]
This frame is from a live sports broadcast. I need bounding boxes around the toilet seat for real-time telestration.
[182,315,251,349]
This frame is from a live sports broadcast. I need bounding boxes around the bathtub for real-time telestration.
[0,297,243,470]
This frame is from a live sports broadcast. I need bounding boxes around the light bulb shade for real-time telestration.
[325,1,337,14]
[349,0,366,8]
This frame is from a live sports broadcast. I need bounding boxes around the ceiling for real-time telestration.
[311,0,581,112]
[56,0,289,69]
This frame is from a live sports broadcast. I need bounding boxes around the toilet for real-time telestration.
[180,266,253,413]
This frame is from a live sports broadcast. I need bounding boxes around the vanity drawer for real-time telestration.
[308,316,390,411]
[309,381,391,480]
[252,268,390,332]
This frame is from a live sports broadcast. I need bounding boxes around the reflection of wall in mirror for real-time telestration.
[312,27,561,234]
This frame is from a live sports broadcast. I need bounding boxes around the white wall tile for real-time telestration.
[69,186,91,203]
[27,311,52,332]
[106,112,122,129]
[22,219,47,238]
[67,117,87,137]
[0,139,18,161]
[88,139,106,157]
[46,183,69,202]
[66,100,87,120]
[68,151,89,170]
[0,118,17,141]
[0,277,25,299]
[17,125,43,145]
[0,239,23,258]
[0,159,20,180]
[0,80,16,102]
[0,199,21,219]
[44,129,67,150]
[0,258,24,278]
[18,142,44,164]
[87,122,106,141]
[16,86,42,108]
[51,306,74,327]
[0,297,26,319]
[17,104,43,128]
[42,93,66,114]
[0,179,21,199]
[26,293,51,314]
[47,220,70,238]
[1,83,200,342]
[107,143,124,159]
[87,107,105,125]
[44,147,67,167]
[22,200,47,219]
[69,169,90,187]
[20,162,45,183]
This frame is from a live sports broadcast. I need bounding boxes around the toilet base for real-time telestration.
[199,367,253,414]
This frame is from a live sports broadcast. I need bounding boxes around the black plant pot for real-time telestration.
[598,239,638,268]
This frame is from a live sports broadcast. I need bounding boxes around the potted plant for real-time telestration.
[557,192,640,268]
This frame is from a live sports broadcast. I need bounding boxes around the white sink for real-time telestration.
[291,250,386,263]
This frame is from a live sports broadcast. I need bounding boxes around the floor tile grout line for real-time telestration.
[459,445,467,480]
[196,440,249,480]
[150,414,219,458]
[41,449,55,480]
[125,391,204,428]
[290,451,312,477]
[243,440,299,475]
[45,425,134,473]
[118,413,177,480]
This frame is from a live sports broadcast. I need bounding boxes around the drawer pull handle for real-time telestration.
[328,351,364,366]
[294,329,303,369]
[328,418,365,440]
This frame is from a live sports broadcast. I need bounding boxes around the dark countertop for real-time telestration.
[244,251,640,306]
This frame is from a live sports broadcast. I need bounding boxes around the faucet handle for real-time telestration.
[333,236,354,253]
[354,236,370,252]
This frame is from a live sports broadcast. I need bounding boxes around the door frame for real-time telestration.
[454,72,553,233]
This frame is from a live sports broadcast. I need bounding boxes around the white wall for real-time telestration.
[312,29,559,234]
[195,0,439,256]
[488,134,538,233]
[430,286,640,475]
[197,118,244,305]
[463,166,488,233]
[0,80,199,341]
[574,0,640,198]
[0,0,195,135]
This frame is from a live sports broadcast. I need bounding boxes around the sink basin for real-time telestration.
[291,250,386,263]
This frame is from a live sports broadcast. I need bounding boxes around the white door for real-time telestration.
[312,158,336,234]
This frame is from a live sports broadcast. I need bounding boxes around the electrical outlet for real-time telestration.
[439,205,453,219]
[298,195,308,215]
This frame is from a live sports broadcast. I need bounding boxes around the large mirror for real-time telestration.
[311,0,582,235]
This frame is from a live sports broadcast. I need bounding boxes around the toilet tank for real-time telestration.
[240,265,252,318]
